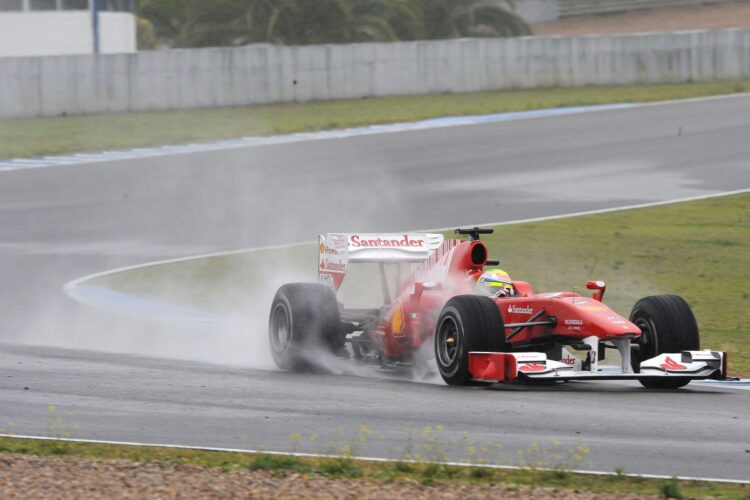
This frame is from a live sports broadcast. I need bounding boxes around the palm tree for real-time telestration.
[290,0,423,45]
[136,0,201,44]
[174,0,422,47]
[138,0,529,48]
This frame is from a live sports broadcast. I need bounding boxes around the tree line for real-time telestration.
[136,0,531,49]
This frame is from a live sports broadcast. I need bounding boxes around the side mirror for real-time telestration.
[586,280,607,302]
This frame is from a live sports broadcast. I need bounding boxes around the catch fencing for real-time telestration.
[1,28,749,119]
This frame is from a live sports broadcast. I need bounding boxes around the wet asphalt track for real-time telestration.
[1,95,749,479]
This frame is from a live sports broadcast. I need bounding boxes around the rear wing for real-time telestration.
[319,233,444,291]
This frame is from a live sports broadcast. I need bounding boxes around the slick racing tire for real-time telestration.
[268,283,343,372]
[629,295,700,389]
[435,295,507,386]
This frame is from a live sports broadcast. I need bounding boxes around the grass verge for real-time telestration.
[92,192,750,377]
[1,80,749,160]
[0,436,747,498]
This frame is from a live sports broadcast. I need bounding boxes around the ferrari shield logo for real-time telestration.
[391,304,405,336]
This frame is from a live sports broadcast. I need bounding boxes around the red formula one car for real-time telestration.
[269,228,728,388]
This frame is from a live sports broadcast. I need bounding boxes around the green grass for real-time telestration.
[0,436,747,498]
[93,193,750,377]
[1,80,749,160]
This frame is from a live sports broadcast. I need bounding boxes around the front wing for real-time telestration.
[468,350,728,383]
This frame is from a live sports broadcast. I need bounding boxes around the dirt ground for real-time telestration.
[531,0,750,36]
[0,453,661,499]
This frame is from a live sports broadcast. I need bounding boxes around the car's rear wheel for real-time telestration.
[629,294,699,389]
[268,283,343,371]
[435,295,506,386]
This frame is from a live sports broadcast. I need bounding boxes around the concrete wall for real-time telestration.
[0,11,136,57]
[2,29,749,119]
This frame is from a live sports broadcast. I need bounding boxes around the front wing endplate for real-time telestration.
[468,350,727,383]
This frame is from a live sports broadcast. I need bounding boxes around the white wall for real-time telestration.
[0,11,135,57]
[1,29,749,119]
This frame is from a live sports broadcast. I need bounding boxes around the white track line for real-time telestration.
[64,187,750,295]
[3,92,749,173]
[429,188,750,232]
[0,104,632,172]
[0,433,747,485]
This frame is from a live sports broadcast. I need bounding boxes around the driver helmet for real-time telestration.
[477,268,514,297]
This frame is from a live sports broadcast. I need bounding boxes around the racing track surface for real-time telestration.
[1,95,750,480]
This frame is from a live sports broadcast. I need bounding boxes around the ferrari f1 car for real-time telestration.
[268,228,729,388]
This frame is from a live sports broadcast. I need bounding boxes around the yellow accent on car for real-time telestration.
[391,303,405,336]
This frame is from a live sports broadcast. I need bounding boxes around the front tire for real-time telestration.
[629,294,699,389]
[435,295,507,386]
[268,283,342,371]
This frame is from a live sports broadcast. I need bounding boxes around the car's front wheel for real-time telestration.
[629,294,699,389]
[435,295,506,386]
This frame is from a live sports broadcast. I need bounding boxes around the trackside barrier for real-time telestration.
[1,28,749,118]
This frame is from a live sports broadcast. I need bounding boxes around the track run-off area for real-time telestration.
[1,94,749,481]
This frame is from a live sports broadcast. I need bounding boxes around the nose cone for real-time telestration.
[548,296,641,339]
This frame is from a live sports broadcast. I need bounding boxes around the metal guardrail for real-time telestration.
[558,0,724,17]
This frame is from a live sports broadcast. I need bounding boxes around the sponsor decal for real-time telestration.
[564,319,583,326]
[507,305,534,315]
[350,234,424,248]
[519,363,547,372]
[319,259,347,272]
[660,356,687,371]
[561,355,576,366]
[514,353,544,361]
[319,243,339,255]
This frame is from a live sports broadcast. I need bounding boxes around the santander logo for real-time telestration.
[519,363,546,372]
[320,259,346,272]
[350,234,424,248]
[660,356,687,371]
[507,305,534,315]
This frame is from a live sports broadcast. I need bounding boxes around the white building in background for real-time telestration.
[0,0,135,57]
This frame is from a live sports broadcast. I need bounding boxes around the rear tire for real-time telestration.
[629,295,699,389]
[435,295,507,386]
[268,283,343,371]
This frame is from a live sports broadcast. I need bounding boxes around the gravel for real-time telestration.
[0,453,662,499]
